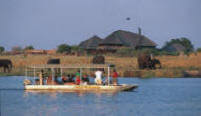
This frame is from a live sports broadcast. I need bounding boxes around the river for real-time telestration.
[0,76,201,116]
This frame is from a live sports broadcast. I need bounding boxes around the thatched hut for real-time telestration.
[99,29,157,51]
[79,35,103,54]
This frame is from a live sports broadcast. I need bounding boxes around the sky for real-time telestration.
[0,0,200,50]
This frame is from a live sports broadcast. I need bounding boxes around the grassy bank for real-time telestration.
[0,53,201,77]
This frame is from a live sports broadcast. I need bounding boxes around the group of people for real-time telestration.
[37,69,118,85]
[94,69,118,85]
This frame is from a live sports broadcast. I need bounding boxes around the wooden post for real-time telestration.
[34,66,36,82]
[25,68,27,79]
[61,67,63,77]
[51,68,54,84]
[108,66,110,85]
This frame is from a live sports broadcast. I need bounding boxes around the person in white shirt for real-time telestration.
[95,70,102,85]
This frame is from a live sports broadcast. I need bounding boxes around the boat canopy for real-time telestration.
[27,64,114,69]
[25,64,114,85]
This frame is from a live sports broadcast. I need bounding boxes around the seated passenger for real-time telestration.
[75,75,81,85]
[55,76,63,84]
[68,74,74,82]
[35,79,40,85]
[47,76,52,85]
[62,76,68,83]
[82,74,89,85]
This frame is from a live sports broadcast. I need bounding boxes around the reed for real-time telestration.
[0,52,201,77]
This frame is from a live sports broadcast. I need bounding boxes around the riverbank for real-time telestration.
[0,53,201,77]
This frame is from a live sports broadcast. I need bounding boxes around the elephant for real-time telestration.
[92,55,105,71]
[150,59,162,69]
[0,59,12,72]
[92,55,105,64]
[137,53,152,69]
[47,59,60,74]
[47,59,60,64]
[137,53,162,69]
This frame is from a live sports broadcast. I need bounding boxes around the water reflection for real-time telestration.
[20,90,120,116]
[23,90,118,98]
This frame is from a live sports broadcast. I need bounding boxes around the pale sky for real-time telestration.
[0,0,200,50]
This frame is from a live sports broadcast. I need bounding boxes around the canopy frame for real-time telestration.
[26,64,113,85]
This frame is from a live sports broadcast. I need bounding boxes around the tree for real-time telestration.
[180,37,194,53]
[57,44,71,53]
[0,46,5,53]
[197,48,201,52]
[71,45,80,52]
[162,37,194,54]
[24,45,34,50]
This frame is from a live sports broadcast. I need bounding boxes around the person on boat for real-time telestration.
[35,79,40,85]
[75,75,81,85]
[62,75,68,83]
[82,74,90,85]
[112,69,118,85]
[39,70,44,85]
[68,74,74,82]
[75,71,81,85]
[47,76,53,85]
[54,76,59,84]
[95,69,103,85]
[75,70,81,77]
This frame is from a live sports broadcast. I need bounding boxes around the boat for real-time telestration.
[24,64,138,92]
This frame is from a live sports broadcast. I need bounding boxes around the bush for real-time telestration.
[115,48,163,57]
[0,46,5,53]
[57,44,71,54]
[24,45,34,50]
[197,48,201,52]
[162,37,194,54]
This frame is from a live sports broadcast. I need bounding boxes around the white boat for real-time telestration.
[24,64,138,92]
[24,84,138,92]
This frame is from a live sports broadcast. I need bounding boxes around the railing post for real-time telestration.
[34,66,36,82]
[108,66,110,85]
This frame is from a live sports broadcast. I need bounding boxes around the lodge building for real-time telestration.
[79,28,157,54]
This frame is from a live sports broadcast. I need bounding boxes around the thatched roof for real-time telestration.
[79,36,103,49]
[99,30,157,48]
[163,43,186,52]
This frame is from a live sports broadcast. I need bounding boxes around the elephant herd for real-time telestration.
[0,54,161,73]
[91,54,161,70]
[137,53,162,69]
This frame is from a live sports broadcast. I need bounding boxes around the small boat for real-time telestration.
[24,64,138,92]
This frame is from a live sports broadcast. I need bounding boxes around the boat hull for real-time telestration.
[24,84,138,92]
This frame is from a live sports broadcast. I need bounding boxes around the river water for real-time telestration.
[0,76,201,116]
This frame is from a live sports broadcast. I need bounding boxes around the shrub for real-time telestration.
[57,44,71,54]
[0,46,5,53]
[24,45,34,50]
[197,48,201,52]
